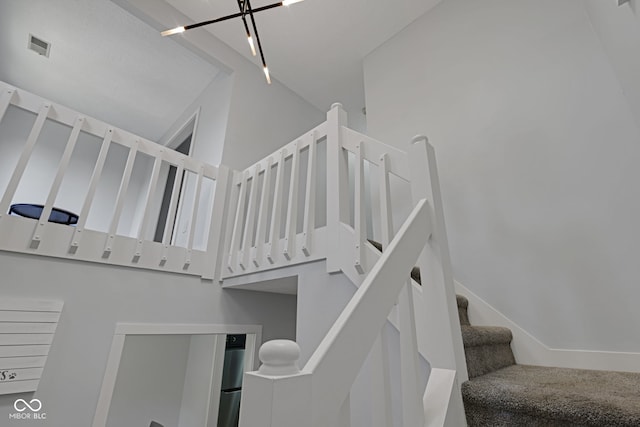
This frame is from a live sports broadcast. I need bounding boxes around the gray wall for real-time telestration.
[364,0,640,353]
[0,251,296,427]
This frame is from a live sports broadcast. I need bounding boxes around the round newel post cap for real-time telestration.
[330,102,344,110]
[258,339,301,376]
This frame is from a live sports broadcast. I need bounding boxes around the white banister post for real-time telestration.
[203,165,232,281]
[326,103,348,273]
[408,136,468,423]
[398,281,426,427]
[239,340,312,427]
[370,331,393,427]
[408,136,467,377]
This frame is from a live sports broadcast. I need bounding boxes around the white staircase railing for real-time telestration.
[240,199,433,427]
[0,81,230,279]
[237,104,468,426]
[221,122,328,279]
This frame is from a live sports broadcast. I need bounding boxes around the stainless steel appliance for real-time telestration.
[217,334,246,427]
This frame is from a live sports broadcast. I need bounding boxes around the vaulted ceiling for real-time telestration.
[153,0,442,117]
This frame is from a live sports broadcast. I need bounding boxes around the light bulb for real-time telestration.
[161,26,185,37]
[248,36,257,56]
[282,0,304,6]
[263,66,272,84]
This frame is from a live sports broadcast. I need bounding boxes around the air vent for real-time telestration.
[28,34,51,58]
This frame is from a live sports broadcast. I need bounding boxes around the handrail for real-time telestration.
[305,199,432,424]
[239,200,433,427]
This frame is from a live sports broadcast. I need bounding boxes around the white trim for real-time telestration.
[455,280,640,373]
[92,334,125,427]
[114,322,262,335]
[165,108,200,152]
[92,323,262,427]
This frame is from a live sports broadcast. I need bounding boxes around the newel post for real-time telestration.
[203,165,232,282]
[408,135,468,424]
[239,340,312,427]
[326,103,349,273]
[408,136,468,375]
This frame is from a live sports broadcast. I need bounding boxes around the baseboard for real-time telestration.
[454,280,640,373]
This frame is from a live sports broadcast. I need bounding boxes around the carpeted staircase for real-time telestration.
[367,240,640,425]
[456,294,640,426]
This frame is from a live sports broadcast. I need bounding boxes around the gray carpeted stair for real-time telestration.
[367,240,640,425]
[456,294,640,426]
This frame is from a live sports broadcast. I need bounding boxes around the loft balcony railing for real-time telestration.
[0,81,229,279]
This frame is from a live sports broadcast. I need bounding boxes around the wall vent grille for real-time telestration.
[28,34,51,58]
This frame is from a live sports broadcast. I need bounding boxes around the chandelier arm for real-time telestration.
[245,0,268,68]
[182,1,283,32]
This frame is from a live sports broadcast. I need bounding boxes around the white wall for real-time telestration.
[0,251,296,427]
[106,335,191,427]
[584,1,640,130]
[364,0,640,354]
[160,72,234,168]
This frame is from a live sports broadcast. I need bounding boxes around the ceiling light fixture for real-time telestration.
[161,0,305,84]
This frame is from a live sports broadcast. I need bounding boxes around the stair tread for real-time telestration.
[462,364,640,426]
[456,294,468,308]
[461,325,513,347]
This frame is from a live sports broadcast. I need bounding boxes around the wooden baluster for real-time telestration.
[253,158,273,267]
[354,142,366,274]
[266,149,286,264]
[70,127,113,253]
[301,132,317,257]
[184,165,204,269]
[103,140,138,258]
[370,152,395,427]
[240,165,260,270]
[160,159,184,266]
[378,154,394,248]
[227,171,248,272]
[133,147,163,262]
[370,330,393,427]
[284,141,301,260]
[0,103,50,219]
[399,280,426,427]
[31,115,84,247]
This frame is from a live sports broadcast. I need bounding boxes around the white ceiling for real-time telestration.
[163,0,442,115]
[0,0,219,142]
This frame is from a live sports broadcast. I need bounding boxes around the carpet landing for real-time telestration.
[456,295,640,426]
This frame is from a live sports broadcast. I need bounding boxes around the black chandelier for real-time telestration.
[161,0,304,84]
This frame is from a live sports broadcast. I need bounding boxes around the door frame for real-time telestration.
[92,322,262,427]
